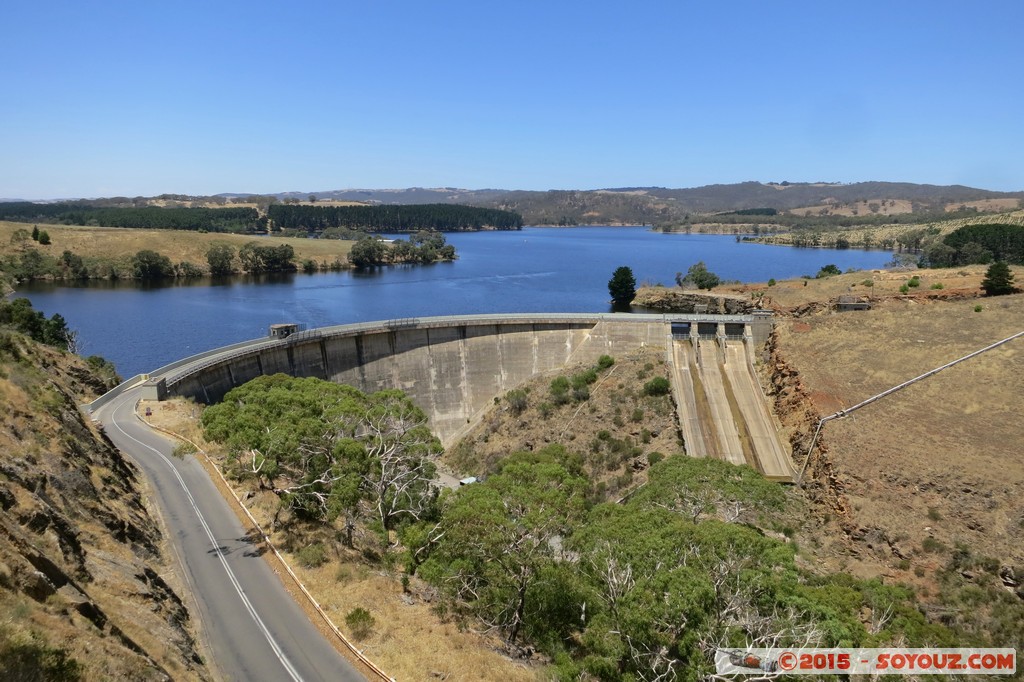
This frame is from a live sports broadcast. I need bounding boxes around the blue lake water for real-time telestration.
[16,227,893,376]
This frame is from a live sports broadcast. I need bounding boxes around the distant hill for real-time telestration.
[255,182,1024,226]
[24,182,1024,227]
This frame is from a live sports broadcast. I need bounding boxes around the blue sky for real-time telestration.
[2,1,1022,199]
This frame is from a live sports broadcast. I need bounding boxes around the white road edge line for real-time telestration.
[107,396,305,682]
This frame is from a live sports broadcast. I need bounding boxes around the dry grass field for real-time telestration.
[944,198,1022,213]
[788,199,914,217]
[721,264,1015,311]
[0,220,354,271]
[776,293,1024,584]
[752,210,1024,248]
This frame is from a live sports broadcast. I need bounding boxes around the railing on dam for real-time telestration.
[89,311,771,410]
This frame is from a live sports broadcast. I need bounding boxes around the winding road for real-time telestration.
[92,387,366,682]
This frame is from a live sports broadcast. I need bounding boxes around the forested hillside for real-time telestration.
[0,202,261,232]
[268,203,522,232]
[10,181,1021,231]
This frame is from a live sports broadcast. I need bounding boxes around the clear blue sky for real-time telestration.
[2,1,1022,199]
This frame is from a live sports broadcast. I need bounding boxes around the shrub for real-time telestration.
[767,278,776,286]
[571,369,598,388]
[647,451,664,466]
[504,389,528,414]
[974,304,983,313]
[597,354,615,369]
[921,537,946,554]
[930,282,944,290]
[899,284,910,294]
[550,376,571,404]
[907,276,921,288]
[816,264,841,278]
[643,376,671,396]
[297,542,328,568]
[861,279,874,287]
[631,408,644,423]
[171,441,196,459]
[175,261,204,277]
[345,607,375,640]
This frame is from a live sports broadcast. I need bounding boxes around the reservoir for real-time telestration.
[16,227,893,376]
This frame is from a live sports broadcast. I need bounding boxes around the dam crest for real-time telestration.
[94,313,791,480]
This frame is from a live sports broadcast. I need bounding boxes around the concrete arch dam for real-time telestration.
[116,313,791,480]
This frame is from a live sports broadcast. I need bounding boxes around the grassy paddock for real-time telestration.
[0,220,354,272]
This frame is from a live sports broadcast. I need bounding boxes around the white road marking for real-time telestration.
[107,396,305,682]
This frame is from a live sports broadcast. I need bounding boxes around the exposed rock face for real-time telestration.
[0,332,207,680]
[632,287,756,314]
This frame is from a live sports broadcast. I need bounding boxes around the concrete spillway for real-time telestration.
[667,334,793,481]
[105,312,789,479]
[722,341,793,480]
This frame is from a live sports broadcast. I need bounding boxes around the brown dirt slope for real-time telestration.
[771,294,1024,585]
[0,333,207,680]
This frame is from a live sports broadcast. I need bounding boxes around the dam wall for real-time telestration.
[163,314,673,444]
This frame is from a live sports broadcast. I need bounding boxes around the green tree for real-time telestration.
[607,266,636,306]
[206,244,236,276]
[0,298,75,351]
[31,225,40,241]
[131,250,174,279]
[201,375,439,540]
[816,263,842,278]
[676,261,721,290]
[419,448,589,646]
[60,250,88,279]
[348,237,389,268]
[981,261,1016,296]
[37,230,51,245]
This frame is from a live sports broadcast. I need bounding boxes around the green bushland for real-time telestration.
[0,202,262,232]
[413,453,959,679]
[269,203,522,232]
[921,223,1024,267]
[348,231,456,268]
[0,297,74,351]
[201,375,440,536]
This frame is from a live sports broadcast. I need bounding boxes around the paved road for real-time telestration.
[93,388,366,682]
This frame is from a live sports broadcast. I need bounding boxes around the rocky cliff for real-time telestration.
[0,330,207,680]
[631,287,757,314]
